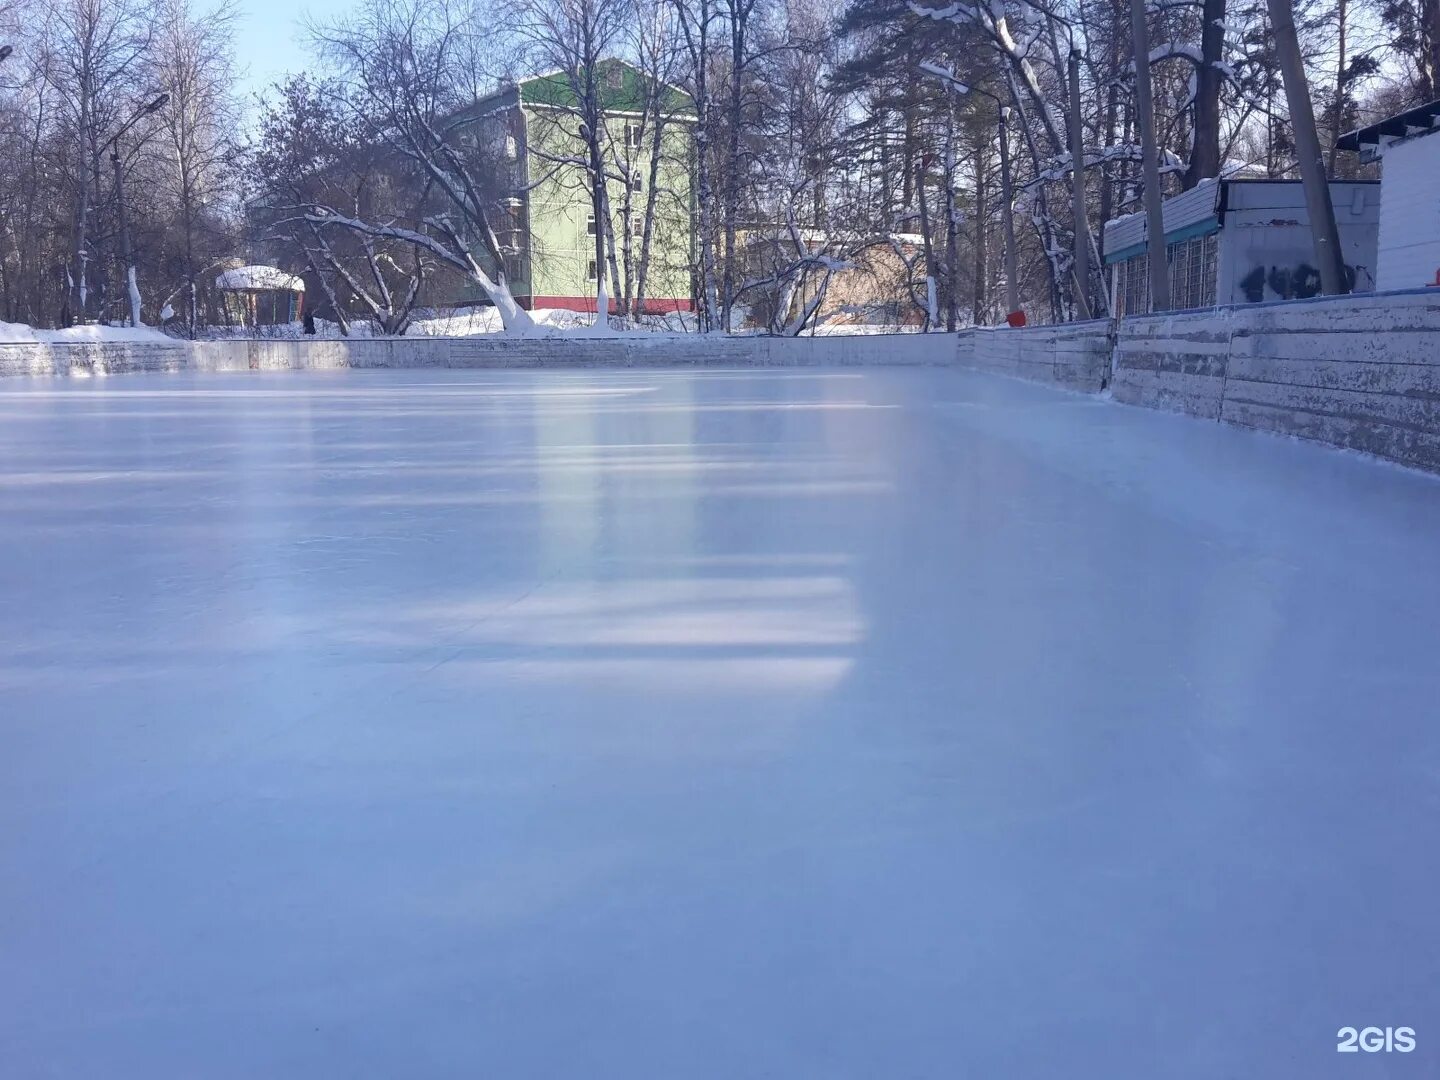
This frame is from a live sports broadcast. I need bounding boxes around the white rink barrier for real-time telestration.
[966,319,1113,392]
[0,330,959,378]
[5,290,1439,472]
[0,339,191,378]
[951,291,1440,474]
[1112,290,1440,473]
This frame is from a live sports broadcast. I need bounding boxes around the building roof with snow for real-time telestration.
[215,266,305,293]
[1102,178,1378,265]
[1337,98,1440,163]
[1338,98,1440,290]
[1103,179,1382,313]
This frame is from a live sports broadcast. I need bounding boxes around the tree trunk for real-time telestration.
[1098,25,1120,247]
[633,117,666,319]
[1185,0,1226,188]
[1267,0,1348,293]
[1068,48,1092,320]
[677,0,719,331]
[1327,0,1347,177]
[944,111,959,331]
[1129,0,1172,310]
[721,2,749,332]
[1005,80,1065,318]
[1423,0,1440,97]
[915,157,936,330]
[972,126,988,326]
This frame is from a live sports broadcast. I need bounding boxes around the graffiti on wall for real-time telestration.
[1238,262,1375,302]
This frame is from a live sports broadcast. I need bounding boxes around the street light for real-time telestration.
[110,93,169,327]
[919,64,1023,326]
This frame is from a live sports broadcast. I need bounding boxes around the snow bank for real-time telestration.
[41,324,171,343]
[200,308,703,340]
[0,321,37,342]
[2,308,915,348]
[0,321,171,343]
[411,308,592,336]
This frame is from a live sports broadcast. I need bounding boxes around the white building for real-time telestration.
[214,265,306,327]
[1102,178,1380,317]
[1338,98,1440,291]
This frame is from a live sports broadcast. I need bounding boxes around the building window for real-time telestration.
[630,171,643,193]
[587,258,598,280]
[1166,233,1217,311]
[605,66,624,90]
[1117,253,1149,318]
[1114,233,1217,317]
[630,213,645,238]
[586,213,597,236]
[625,122,643,149]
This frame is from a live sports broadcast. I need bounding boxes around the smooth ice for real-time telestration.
[1,367,1437,1078]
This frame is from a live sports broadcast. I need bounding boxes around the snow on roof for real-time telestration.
[1102,178,1221,256]
[215,266,306,292]
[1102,176,1380,260]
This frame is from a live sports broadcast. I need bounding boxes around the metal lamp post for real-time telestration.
[110,93,169,327]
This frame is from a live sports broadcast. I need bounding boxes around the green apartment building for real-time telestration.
[452,60,696,314]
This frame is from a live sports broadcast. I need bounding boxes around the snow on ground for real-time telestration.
[0,320,172,343]
[198,307,918,338]
[2,308,921,341]
[410,306,600,335]
[810,319,924,334]
[200,308,704,338]
[1,367,1437,1078]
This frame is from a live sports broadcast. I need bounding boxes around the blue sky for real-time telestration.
[231,0,353,105]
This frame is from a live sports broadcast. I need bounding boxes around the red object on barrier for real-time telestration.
[1005,310,1028,327]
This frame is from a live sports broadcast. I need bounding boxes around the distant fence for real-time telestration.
[4,291,1439,472]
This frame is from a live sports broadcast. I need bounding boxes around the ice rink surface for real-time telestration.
[2,366,1438,1078]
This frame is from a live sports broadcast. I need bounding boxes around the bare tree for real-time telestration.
[615,0,691,319]
[513,0,631,328]
[670,0,722,328]
[1266,0,1347,292]
[1184,0,1227,186]
[37,0,155,322]
[251,74,429,334]
[1377,0,1439,98]
[311,0,535,330]
[153,0,239,334]
[1130,0,1171,309]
